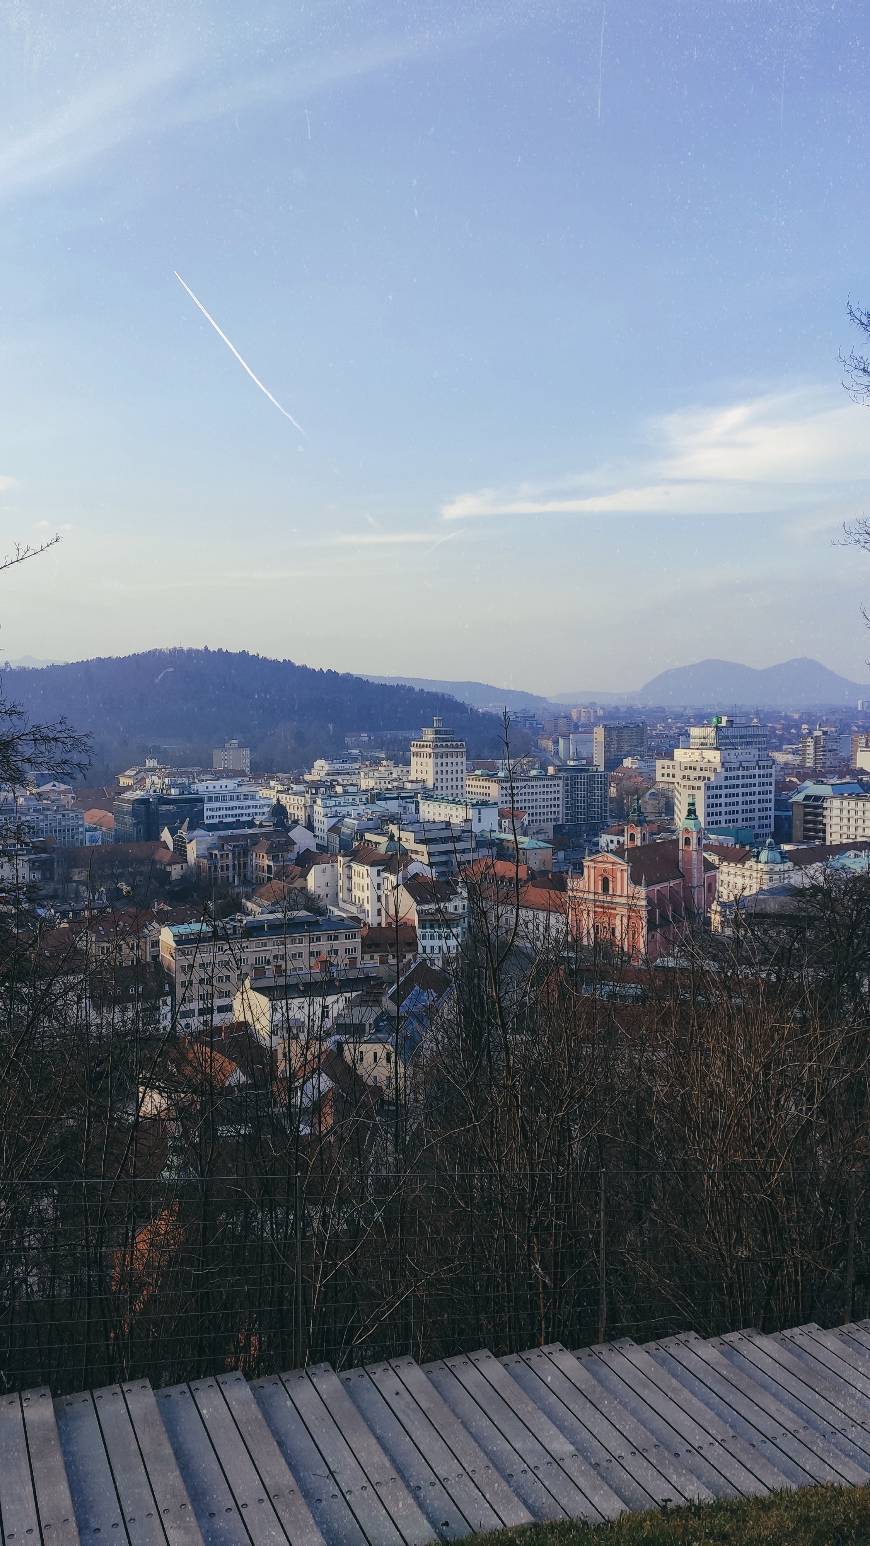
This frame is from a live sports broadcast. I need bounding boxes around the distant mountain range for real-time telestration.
[367,675,555,715]
[0,649,507,778]
[372,657,870,712]
[632,658,867,709]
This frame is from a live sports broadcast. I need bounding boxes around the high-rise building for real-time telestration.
[465,768,564,835]
[558,764,608,839]
[790,780,870,844]
[213,739,251,774]
[656,715,774,840]
[800,726,841,777]
[593,722,647,772]
[410,717,467,799]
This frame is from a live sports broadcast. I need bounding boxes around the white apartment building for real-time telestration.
[656,716,774,840]
[824,795,870,843]
[306,756,361,782]
[311,788,375,843]
[160,910,362,1033]
[418,796,499,834]
[212,739,251,774]
[410,717,467,798]
[233,970,377,1070]
[21,805,87,847]
[193,778,273,828]
[392,874,468,960]
[465,769,565,836]
[305,854,340,908]
[337,845,403,927]
[265,784,314,829]
[384,820,475,877]
[358,761,418,791]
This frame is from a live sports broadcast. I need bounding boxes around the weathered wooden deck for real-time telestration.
[5,1321,870,1542]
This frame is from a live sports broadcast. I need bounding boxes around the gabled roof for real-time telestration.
[402,874,460,905]
[349,843,399,869]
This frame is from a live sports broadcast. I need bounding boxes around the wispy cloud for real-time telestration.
[442,388,870,522]
[0,477,17,496]
[0,12,527,204]
[0,55,186,202]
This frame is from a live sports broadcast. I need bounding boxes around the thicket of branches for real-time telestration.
[1,863,869,1397]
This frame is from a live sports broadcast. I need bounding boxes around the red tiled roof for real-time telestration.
[362,924,417,952]
[254,875,305,903]
[462,858,532,884]
[704,844,754,864]
[349,843,396,868]
[402,874,459,905]
[84,808,115,830]
[519,883,569,914]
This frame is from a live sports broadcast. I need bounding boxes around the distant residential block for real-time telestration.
[213,739,251,773]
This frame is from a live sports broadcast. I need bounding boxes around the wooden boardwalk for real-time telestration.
[5,1322,870,1542]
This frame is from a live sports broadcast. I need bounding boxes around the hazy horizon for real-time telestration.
[3,1,870,681]
[3,644,870,702]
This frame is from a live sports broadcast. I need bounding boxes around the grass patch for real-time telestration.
[477,1485,870,1545]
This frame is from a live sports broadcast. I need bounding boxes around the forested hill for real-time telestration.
[0,648,507,776]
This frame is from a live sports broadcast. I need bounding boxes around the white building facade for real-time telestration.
[194,778,273,828]
[656,717,774,840]
[410,718,467,798]
[464,769,565,836]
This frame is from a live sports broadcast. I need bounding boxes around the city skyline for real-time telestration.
[3,0,870,683]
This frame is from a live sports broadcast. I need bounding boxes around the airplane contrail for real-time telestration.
[174,271,306,437]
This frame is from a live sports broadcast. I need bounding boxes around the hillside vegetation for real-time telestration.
[0,647,506,774]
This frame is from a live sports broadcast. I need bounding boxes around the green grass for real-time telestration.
[477,1485,870,1546]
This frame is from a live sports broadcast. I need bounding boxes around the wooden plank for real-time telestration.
[92,1384,169,1546]
[713,1333,870,1471]
[216,1373,326,1546]
[121,1380,204,1546]
[718,1332,870,1438]
[779,1327,870,1404]
[535,1345,711,1505]
[387,1358,531,1531]
[341,1367,474,1541]
[651,1336,854,1487]
[188,1377,289,1546]
[54,1391,126,1539]
[829,1326,870,1377]
[306,1365,433,1546]
[424,1357,570,1524]
[507,1350,666,1512]
[579,1345,746,1501]
[21,1388,79,1546]
[830,1325,870,1362]
[0,1392,42,1544]
[467,1351,625,1522]
[251,1375,368,1546]
[157,1383,251,1546]
[602,1342,793,1496]
[279,1368,406,1546]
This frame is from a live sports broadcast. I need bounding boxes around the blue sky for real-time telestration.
[1,0,869,693]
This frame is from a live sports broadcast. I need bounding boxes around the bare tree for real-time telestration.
[841,300,870,405]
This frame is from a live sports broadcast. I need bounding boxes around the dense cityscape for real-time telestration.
[6,0,870,1537]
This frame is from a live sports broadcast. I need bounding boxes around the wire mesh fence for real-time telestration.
[2,1161,867,1396]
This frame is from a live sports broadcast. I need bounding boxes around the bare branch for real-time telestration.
[0,535,60,574]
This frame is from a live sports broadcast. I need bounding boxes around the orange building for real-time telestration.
[568,801,717,962]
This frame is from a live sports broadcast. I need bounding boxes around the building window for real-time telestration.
[601,875,610,895]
